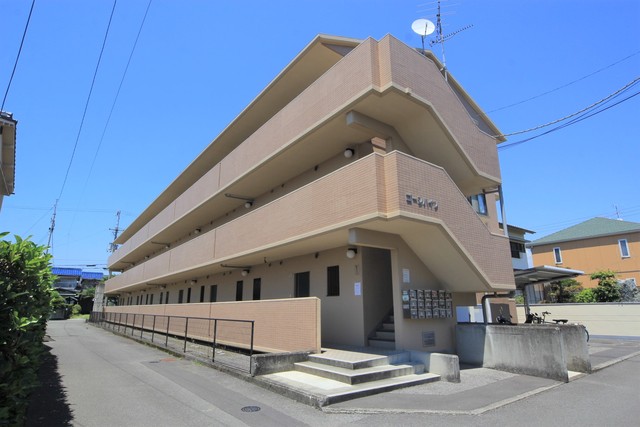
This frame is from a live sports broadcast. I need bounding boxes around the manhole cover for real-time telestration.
[241,406,261,413]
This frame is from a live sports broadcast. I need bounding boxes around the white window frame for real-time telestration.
[619,239,630,258]
[553,247,563,264]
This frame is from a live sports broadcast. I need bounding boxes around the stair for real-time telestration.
[369,314,396,349]
[259,348,440,406]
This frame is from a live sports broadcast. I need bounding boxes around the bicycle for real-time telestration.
[525,310,589,341]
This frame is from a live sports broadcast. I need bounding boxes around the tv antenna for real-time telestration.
[412,0,473,81]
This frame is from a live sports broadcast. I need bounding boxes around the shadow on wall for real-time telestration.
[25,343,74,426]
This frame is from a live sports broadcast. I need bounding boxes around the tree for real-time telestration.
[545,279,583,303]
[0,233,54,424]
[590,270,621,302]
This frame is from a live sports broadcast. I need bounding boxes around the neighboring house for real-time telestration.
[529,217,640,288]
[505,224,534,270]
[105,34,515,354]
[52,267,105,305]
[0,111,17,210]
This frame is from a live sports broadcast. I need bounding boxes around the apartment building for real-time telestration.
[104,34,515,354]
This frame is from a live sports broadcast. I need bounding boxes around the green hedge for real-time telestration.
[0,233,54,425]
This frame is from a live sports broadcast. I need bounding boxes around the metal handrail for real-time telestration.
[89,311,255,374]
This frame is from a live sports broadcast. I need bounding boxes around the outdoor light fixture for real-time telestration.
[225,193,254,208]
[241,269,250,277]
[344,148,355,158]
[194,228,201,234]
[190,280,197,285]
[346,248,357,259]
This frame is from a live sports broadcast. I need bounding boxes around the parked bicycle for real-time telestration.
[525,310,589,341]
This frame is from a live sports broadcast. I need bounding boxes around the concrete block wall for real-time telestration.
[456,323,590,382]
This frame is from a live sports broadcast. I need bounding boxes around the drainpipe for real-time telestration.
[481,292,514,324]
[498,185,509,238]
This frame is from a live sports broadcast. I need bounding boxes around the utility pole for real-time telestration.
[46,200,58,254]
[108,210,121,253]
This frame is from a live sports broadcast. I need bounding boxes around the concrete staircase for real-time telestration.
[258,348,440,406]
[368,313,396,349]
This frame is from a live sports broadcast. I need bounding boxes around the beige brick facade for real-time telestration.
[106,35,513,353]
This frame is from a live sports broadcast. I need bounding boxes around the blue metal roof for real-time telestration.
[81,272,105,280]
[52,267,82,277]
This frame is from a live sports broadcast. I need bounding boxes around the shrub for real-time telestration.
[591,270,621,302]
[545,279,583,303]
[574,288,597,303]
[0,233,54,425]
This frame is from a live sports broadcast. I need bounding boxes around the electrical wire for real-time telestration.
[69,0,153,231]
[0,0,35,197]
[495,76,640,139]
[56,0,118,202]
[488,50,640,113]
[498,89,639,151]
[1,0,36,113]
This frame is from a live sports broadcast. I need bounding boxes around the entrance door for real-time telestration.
[294,272,310,297]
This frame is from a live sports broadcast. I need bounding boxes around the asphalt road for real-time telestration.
[26,319,640,426]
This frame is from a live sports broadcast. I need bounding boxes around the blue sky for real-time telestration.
[1,0,638,271]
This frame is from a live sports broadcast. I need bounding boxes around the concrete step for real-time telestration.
[374,330,395,340]
[388,315,394,323]
[308,353,389,370]
[381,322,395,331]
[260,370,440,407]
[368,338,396,349]
[294,361,424,385]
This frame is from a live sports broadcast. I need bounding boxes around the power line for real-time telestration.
[496,76,640,138]
[1,0,36,113]
[70,0,152,230]
[498,89,639,151]
[56,0,118,202]
[488,50,640,113]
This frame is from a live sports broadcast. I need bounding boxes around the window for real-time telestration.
[210,285,217,302]
[178,289,184,304]
[145,294,149,305]
[553,247,562,264]
[165,291,169,304]
[186,288,191,303]
[327,266,340,296]
[136,295,140,305]
[159,292,163,305]
[200,285,205,303]
[236,281,243,301]
[253,278,261,300]
[619,239,630,258]
[510,242,525,259]
[149,294,154,305]
[295,272,310,298]
[468,194,488,216]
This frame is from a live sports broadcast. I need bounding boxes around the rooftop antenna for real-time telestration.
[413,0,473,81]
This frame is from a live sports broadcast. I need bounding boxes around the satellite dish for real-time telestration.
[411,18,435,36]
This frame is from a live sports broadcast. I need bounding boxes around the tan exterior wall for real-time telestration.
[105,35,512,355]
[379,36,501,181]
[107,152,513,294]
[531,232,639,287]
[516,303,640,337]
[104,297,321,353]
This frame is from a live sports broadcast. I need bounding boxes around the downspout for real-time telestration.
[481,292,514,324]
[498,185,509,238]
